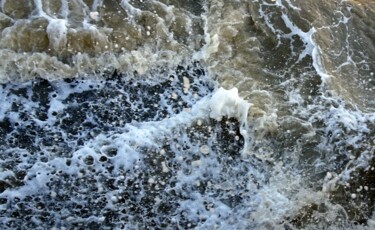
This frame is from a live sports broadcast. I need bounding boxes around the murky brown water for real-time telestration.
[0,0,374,229]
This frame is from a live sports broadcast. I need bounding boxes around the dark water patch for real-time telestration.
[0,62,260,228]
[0,116,249,229]
[0,63,212,154]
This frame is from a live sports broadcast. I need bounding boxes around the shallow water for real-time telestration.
[0,0,374,229]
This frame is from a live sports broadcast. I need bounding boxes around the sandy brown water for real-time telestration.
[0,0,375,229]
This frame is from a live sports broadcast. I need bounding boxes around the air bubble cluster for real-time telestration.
[0,65,261,229]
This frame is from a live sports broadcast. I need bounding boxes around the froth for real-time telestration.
[1,0,375,228]
[0,0,205,82]
[0,68,264,228]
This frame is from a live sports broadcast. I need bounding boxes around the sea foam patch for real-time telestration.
[1,0,375,228]
[0,65,264,229]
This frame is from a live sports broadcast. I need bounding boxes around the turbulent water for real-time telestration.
[0,0,374,229]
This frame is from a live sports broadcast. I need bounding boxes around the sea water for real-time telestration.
[0,0,374,229]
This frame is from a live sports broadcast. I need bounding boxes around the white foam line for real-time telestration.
[0,87,252,198]
[192,5,218,62]
[0,87,12,120]
[60,0,69,19]
[280,14,315,62]
[257,0,331,83]
[33,0,50,19]
[120,0,142,17]
[283,0,301,11]
[111,87,251,156]
[311,38,332,83]
[92,0,104,11]
[257,6,279,35]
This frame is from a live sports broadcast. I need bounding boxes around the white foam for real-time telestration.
[280,14,316,62]
[0,87,12,120]
[120,0,142,18]
[46,19,68,50]
[89,12,100,21]
[311,37,332,83]
[1,0,374,228]
[209,87,250,122]
[199,145,210,155]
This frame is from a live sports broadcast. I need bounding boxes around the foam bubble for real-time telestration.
[46,19,68,51]
[1,0,375,229]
